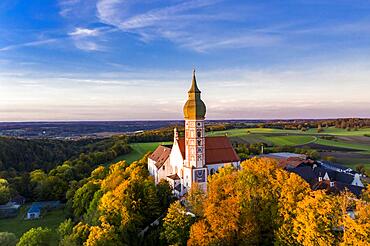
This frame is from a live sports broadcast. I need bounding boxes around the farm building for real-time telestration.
[27,204,41,219]
[0,202,21,219]
[26,201,61,220]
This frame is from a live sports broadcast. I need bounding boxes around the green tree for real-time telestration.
[161,201,195,246]
[0,178,11,204]
[72,181,101,218]
[17,227,52,246]
[156,180,174,211]
[0,232,17,246]
[58,219,74,246]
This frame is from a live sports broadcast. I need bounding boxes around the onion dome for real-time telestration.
[183,70,206,120]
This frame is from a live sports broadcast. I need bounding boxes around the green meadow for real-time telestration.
[0,205,66,244]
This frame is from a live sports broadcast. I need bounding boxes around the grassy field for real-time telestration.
[262,135,316,146]
[109,141,171,165]
[109,127,370,169]
[0,205,66,244]
[207,127,370,137]
[315,138,370,154]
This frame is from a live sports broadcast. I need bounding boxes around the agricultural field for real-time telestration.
[208,127,370,169]
[0,205,66,244]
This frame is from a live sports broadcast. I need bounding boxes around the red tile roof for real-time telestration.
[178,136,240,165]
[149,145,171,169]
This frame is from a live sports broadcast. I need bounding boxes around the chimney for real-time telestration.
[351,173,364,187]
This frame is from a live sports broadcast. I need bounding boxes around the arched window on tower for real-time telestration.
[197,131,201,138]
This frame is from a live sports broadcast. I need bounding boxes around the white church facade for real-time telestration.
[148,70,240,196]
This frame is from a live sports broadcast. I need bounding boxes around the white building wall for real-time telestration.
[169,140,185,178]
[156,158,172,184]
[207,161,240,175]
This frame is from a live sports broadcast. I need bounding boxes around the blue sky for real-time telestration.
[1,0,370,121]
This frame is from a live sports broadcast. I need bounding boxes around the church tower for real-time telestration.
[183,70,206,169]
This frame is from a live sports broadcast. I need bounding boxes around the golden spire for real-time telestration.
[188,69,201,93]
[183,69,206,120]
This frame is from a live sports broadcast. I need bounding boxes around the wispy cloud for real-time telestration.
[0,38,57,52]
[59,0,82,17]
[93,0,276,51]
[68,27,100,37]
[67,27,105,51]
[56,0,370,52]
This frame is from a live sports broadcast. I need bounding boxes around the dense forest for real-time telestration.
[0,136,131,202]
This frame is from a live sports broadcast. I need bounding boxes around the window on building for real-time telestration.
[197,131,201,137]
[210,168,215,175]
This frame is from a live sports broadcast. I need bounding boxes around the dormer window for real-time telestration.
[330,181,334,187]
[318,177,323,182]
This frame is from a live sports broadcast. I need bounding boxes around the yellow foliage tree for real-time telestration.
[340,200,370,245]
[292,190,341,246]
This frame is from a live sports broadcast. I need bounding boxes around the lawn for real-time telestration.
[109,141,172,165]
[0,205,66,244]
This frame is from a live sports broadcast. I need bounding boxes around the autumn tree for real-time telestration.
[188,158,313,245]
[340,200,370,245]
[291,190,341,246]
[186,183,206,217]
[66,155,165,245]
[361,184,370,202]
